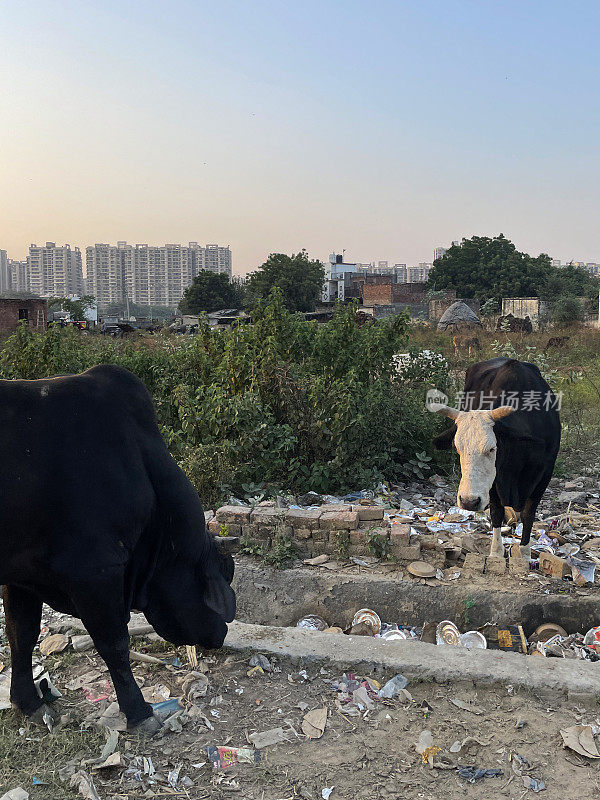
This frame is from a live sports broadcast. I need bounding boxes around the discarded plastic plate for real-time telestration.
[459,631,487,650]
[436,620,460,647]
[296,615,328,632]
[380,629,408,641]
[407,561,436,578]
[352,608,381,635]
[534,622,568,642]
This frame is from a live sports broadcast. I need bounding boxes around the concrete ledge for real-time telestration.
[232,559,600,634]
[224,620,600,698]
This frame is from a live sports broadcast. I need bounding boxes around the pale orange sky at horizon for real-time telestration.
[2,1,599,276]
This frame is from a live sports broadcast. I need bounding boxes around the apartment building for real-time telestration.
[28,242,84,297]
[87,242,232,308]
[0,250,9,293]
[8,259,30,292]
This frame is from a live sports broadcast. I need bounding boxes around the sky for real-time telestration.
[1,0,599,275]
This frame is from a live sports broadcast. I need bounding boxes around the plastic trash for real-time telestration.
[296,615,328,632]
[458,767,503,783]
[378,674,409,698]
[205,745,260,768]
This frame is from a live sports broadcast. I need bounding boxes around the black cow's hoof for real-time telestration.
[22,703,58,729]
[128,714,162,737]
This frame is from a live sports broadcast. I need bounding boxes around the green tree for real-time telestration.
[428,235,553,302]
[540,264,599,300]
[48,295,96,320]
[550,296,584,326]
[428,235,599,303]
[247,250,325,312]
[179,271,245,314]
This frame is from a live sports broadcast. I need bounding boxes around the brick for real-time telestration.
[419,535,439,551]
[348,542,369,556]
[293,527,313,541]
[207,519,221,535]
[271,526,294,540]
[320,503,352,512]
[352,505,384,521]
[366,526,389,540]
[319,511,359,531]
[462,553,486,575]
[420,549,446,569]
[349,530,366,545]
[216,505,251,524]
[286,508,322,529]
[485,556,507,575]
[312,527,329,542]
[389,524,410,545]
[329,529,351,544]
[250,507,287,526]
[509,557,529,577]
[392,544,421,561]
[204,510,215,524]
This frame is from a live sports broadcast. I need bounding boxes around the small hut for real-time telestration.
[437,301,481,331]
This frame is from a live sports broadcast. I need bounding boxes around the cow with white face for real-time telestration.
[430,358,561,563]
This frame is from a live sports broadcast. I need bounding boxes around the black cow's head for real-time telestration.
[142,540,235,650]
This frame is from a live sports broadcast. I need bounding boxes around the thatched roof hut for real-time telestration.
[437,301,481,331]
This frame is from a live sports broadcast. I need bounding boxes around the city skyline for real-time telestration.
[2,2,599,273]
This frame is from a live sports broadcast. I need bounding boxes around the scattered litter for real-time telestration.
[561,725,600,758]
[99,729,119,761]
[450,698,483,715]
[181,671,209,701]
[378,674,409,698]
[449,736,489,753]
[0,790,29,800]
[249,727,289,748]
[152,697,181,715]
[205,745,260,768]
[322,788,334,799]
[65,670,102,691]
[523,776,546,792]
[95,752,125,769]
[69,770,102,800]
[436,621,460,646]
[296,615,328,632]
[351,608,382,635]
[249,654,272,672]
[458,767,503,783]
[304,554,330,566]
[141,683,171,703]
[302,707,328,739]
[39,633,69,656]
[415,730,434,754]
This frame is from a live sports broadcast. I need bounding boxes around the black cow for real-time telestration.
[430,358,561,560]
[0,365,235,734]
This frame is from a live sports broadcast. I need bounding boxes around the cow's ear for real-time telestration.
[205,574,236,622]
[432,424,457,450]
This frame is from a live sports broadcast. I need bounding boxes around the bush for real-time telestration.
[0,294,449,504]
[550,296,584,326]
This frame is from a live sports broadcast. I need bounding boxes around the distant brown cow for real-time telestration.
[453,335,481,357]
[545,336,570,350]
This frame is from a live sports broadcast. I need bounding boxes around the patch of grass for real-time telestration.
[463,595,476,627]
[239,532,265,557]
[0,714,105,798]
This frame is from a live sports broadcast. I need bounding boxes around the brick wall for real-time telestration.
[362,283,394,305]
[0,299,47,332]
[207,504,446,569]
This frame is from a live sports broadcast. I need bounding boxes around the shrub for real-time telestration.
[0,295,449,504]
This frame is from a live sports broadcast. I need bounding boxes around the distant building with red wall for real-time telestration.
[0,298,47,332]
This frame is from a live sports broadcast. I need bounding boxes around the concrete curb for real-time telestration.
[224,620,600,698]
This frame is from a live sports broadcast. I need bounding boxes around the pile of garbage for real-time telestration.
[296,608,600,662]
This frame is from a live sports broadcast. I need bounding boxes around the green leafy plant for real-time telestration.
[218,524,229,537]
[264,530,298,569]
[335,531,350,560]
[239,532,265,558]
[365,528,391,560]
[463,595,476,627]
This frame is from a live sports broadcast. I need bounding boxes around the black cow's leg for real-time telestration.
[73,584,159,733]
[2,584,53,722]
[488,486,505,558]
[519,497,537,561]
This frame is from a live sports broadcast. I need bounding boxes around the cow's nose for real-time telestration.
[459,495,481,511]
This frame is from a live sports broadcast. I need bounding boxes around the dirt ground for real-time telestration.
[1,625,600,800]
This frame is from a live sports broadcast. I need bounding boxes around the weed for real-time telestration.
[463,595,476,627]
[335,531,350,559]
[239,531,265,558]
[219,523,229,537]
[365,528,391,560]
[263,530,298,569]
